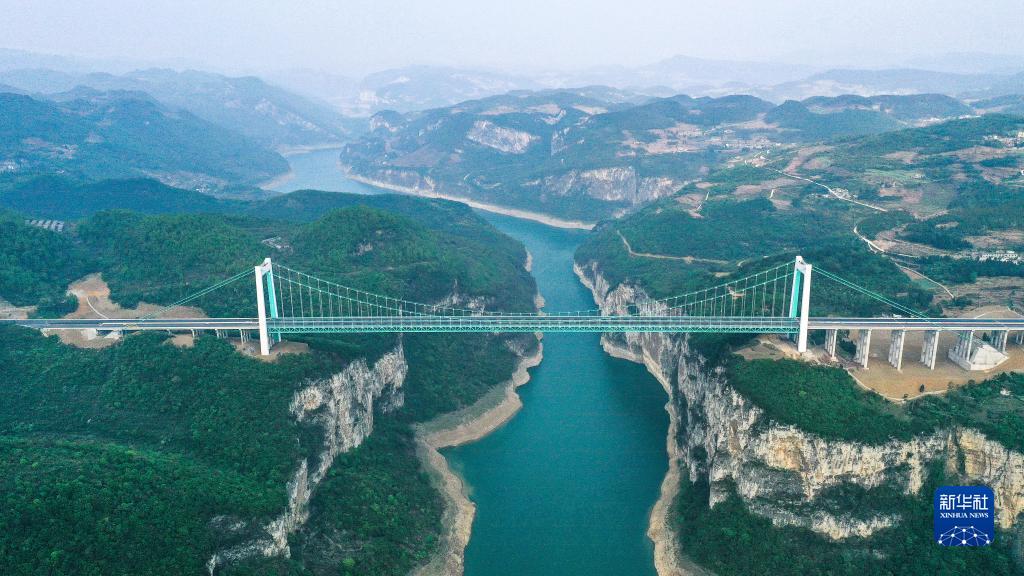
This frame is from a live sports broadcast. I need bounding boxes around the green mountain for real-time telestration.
[974,94,1024,116]
[340,91,983,222]
[0,91,288,188]
[801,93,973,121]
[765,99,902,140]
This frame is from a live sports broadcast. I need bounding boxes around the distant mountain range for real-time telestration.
[3,47,1024,118]
[262,54,1024,116]
[0,67,363,149]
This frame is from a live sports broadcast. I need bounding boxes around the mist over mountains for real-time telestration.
[263,52,1024,115]
[3,47,1024,119]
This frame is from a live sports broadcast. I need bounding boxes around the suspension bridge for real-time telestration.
[4,257,1024,370]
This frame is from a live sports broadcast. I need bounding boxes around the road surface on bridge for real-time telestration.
[5,316,1024,334]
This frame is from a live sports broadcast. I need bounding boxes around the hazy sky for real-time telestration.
[1,0,1022,75]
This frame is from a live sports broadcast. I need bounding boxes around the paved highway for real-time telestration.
[0,318,260,330]
[3,316,1023,334]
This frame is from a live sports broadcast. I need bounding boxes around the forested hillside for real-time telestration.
[0,90,289,189]
[0,192,537,576]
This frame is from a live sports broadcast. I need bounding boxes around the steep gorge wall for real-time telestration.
[540,167,680,205]
[342,162,679,212]
[574,260,1024,549]
[207,345,408,573]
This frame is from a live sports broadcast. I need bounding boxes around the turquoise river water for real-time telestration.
[275,149,669,576]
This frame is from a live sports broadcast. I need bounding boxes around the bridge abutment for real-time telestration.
[948,330,975,368]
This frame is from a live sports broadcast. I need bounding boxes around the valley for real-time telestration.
[2,27,1024,576]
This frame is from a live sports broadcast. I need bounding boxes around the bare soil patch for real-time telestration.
[0,297,34,320]
[46,274,207,349]
[837,306,1023,401]
[784,145,831,172]
[883,151,919,164]
[966,230,1024,250]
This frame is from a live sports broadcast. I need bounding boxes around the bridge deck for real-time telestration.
[4,316,1024,333]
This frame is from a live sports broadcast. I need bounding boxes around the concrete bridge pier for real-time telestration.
[920,330,939,370]
[855,329,872,368]
[992,330,1009,353]
[949,331,974,365]
[888,329,906,370]
[1016,331,1024,346]
[825,329,838,360]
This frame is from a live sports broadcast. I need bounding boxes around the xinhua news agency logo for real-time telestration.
[934,486,995,547]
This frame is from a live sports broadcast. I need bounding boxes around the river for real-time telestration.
[274,150,670,576]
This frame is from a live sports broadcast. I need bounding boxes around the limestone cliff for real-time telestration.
[542,167,680,205]
[207,345,408,573]
[574,259,1024,552]
[466,121,538,154]
[346,167,435,194]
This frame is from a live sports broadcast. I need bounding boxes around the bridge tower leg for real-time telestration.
[992,330,1008,353]
[789,256,813,353]
[263,259,280,344]
[920,330,939,370]
[888,329,906,371]
[855,329,872,368]
[254,258,275,356]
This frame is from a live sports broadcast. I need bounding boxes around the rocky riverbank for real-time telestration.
[413,337,543,576]
[345,173,595,230]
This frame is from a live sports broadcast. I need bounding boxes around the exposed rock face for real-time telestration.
[465,121,537,154]
[954,428,1024,530]
[346,167,435,194]
[575,260,1024,548]
[543,168,679,204]
[435,286,488,312]
[207,346,408,573]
